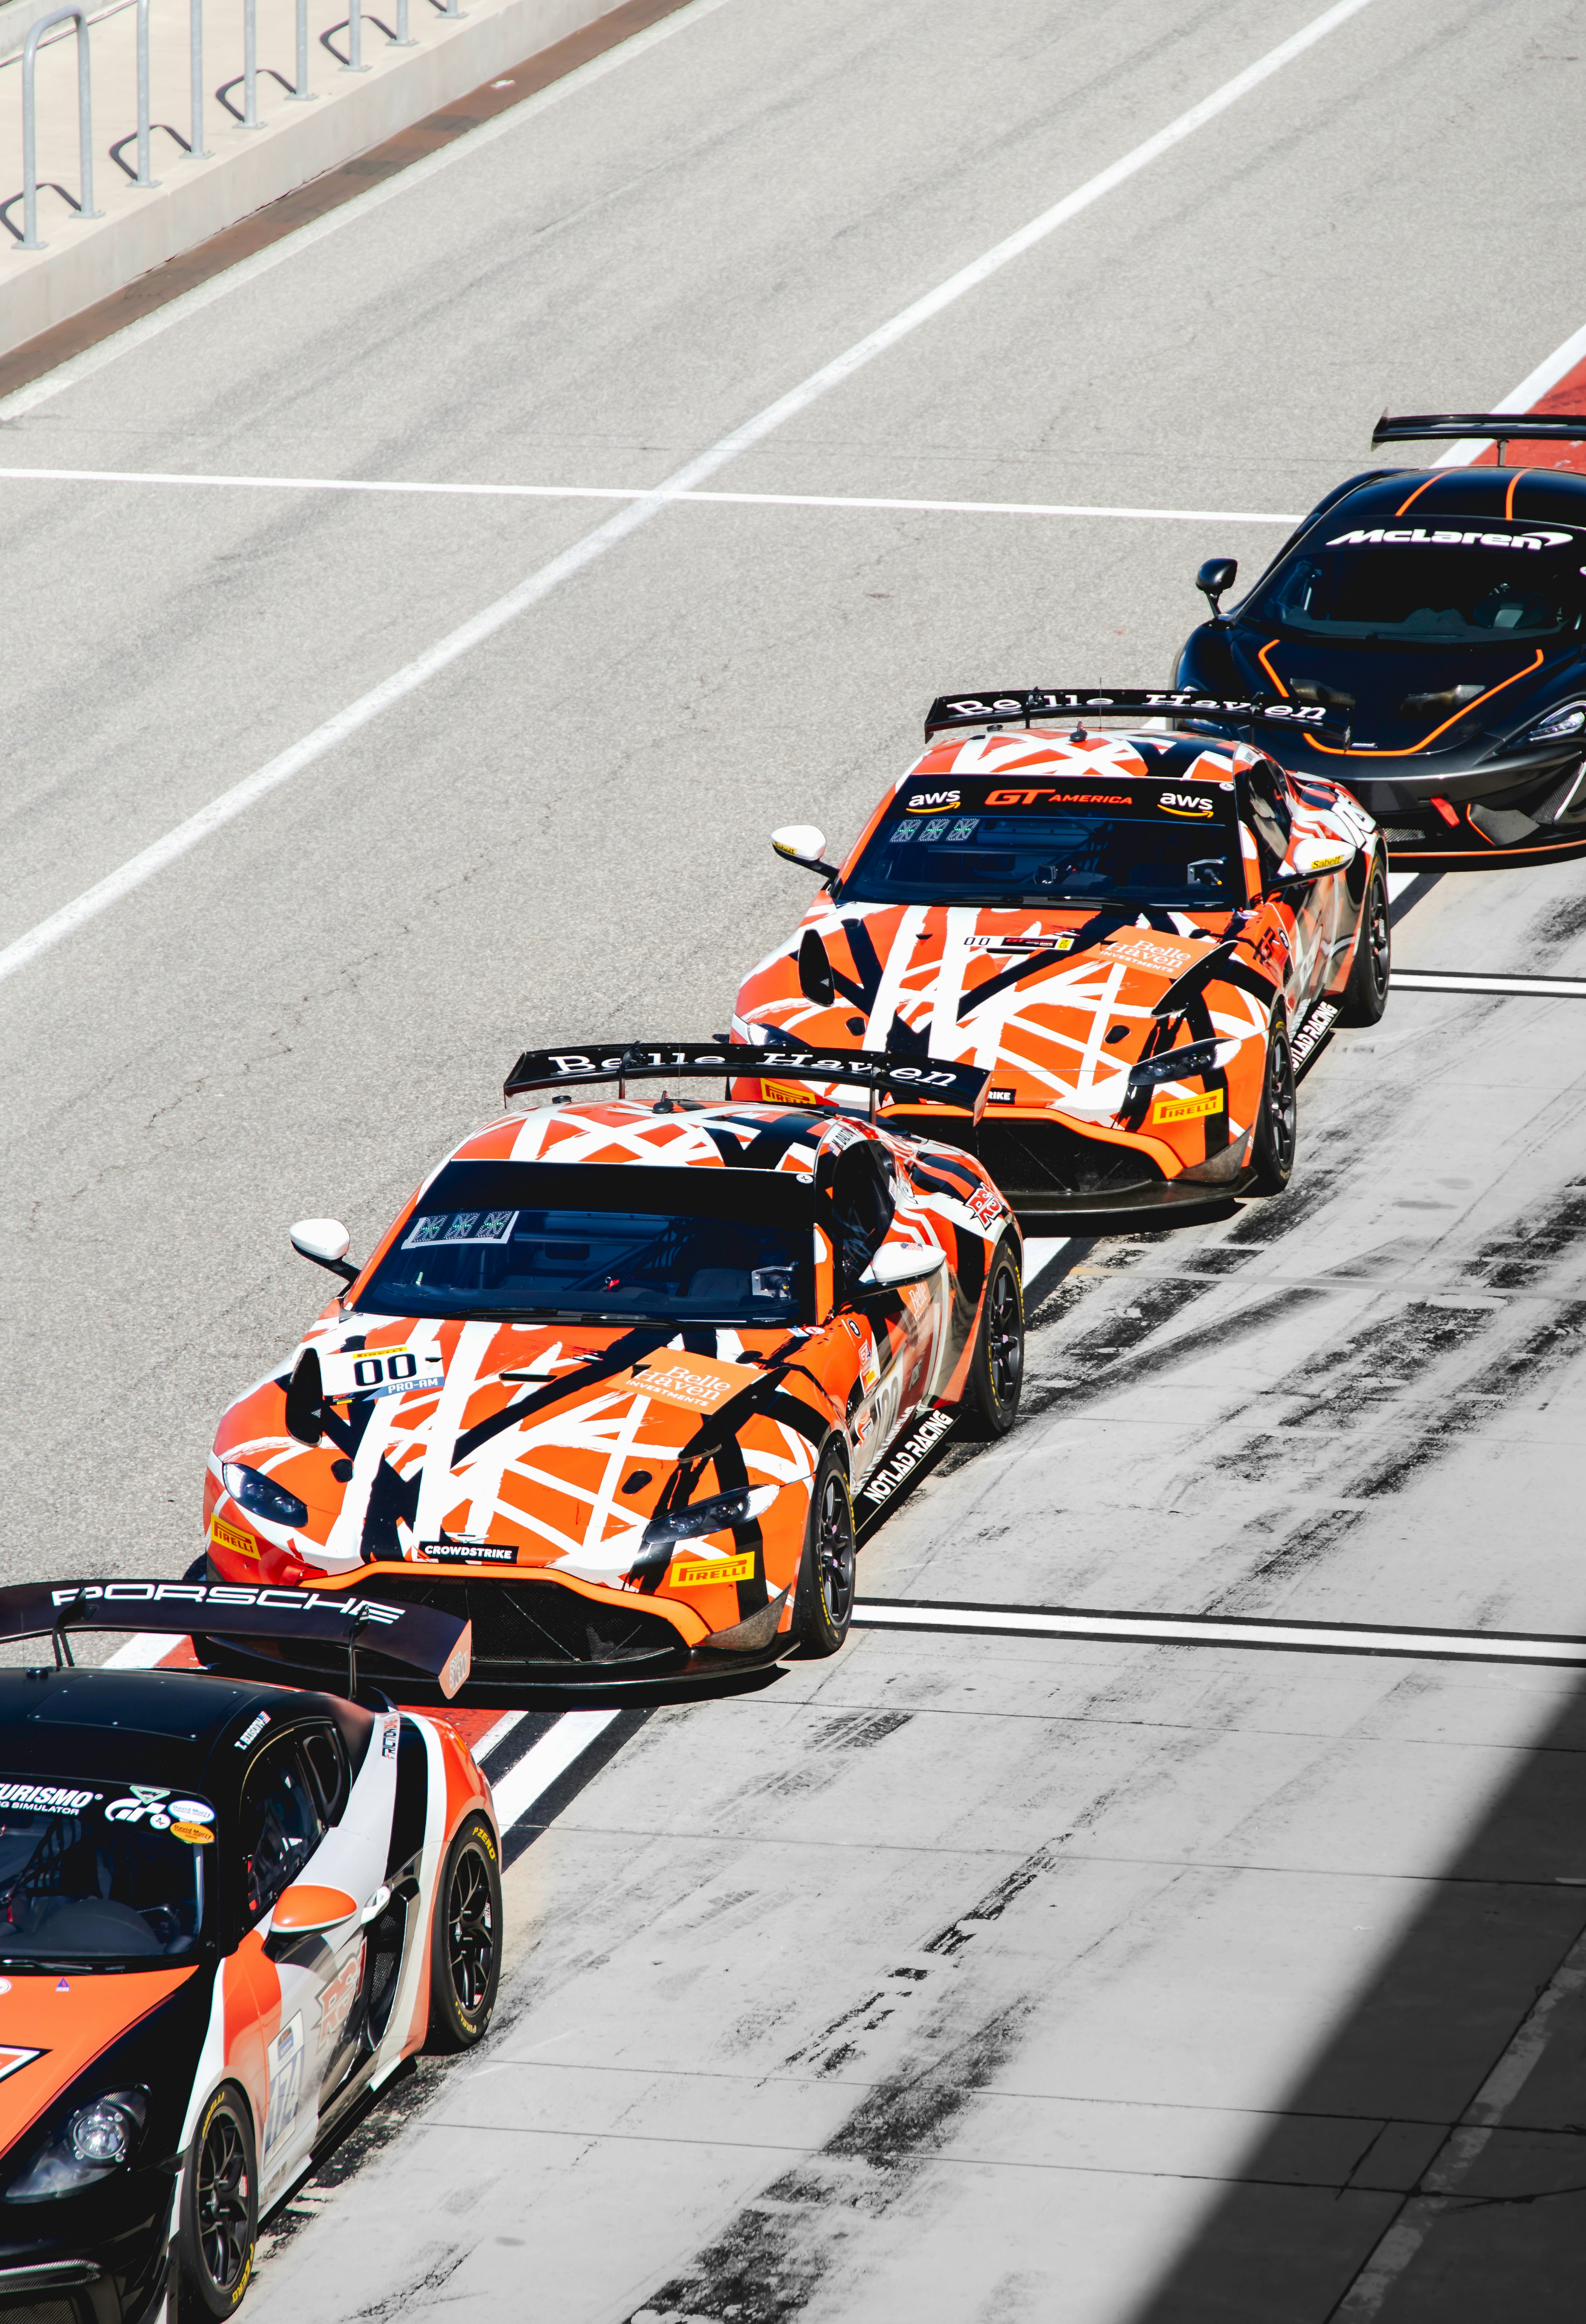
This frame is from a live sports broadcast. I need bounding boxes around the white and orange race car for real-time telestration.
[203,1045,1022,1683]
[0,1582,491,2324]
[729,688,1389,1216]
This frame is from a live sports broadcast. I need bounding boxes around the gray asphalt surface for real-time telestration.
[4,0,1586,2315]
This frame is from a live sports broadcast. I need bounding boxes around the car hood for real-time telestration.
[225,1319,828,1583]
[0,1968,198,2161]
[746,902,1275,1114]
[1222,627,1562,756]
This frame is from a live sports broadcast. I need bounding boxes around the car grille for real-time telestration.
[889,1112,1165,1198]
[358,1576,690,1675]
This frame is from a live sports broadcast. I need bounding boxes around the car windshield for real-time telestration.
[0,1777,212,1969]
[838,775,1241,909]
[358,1161,814,1325]
[1250,531,1586,645]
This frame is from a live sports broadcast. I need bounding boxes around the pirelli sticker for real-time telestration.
[1152,1089,1225,1126]
[669,1551,755,1591]
[627,1353,760,1415]
[210,1515,260,1562]
[758,1078,821,1107]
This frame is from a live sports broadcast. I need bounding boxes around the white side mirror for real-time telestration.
[290,1219,357,1282]
[1284,835,1356,879]
[772,825,838,877]
[858,1244,948,1292]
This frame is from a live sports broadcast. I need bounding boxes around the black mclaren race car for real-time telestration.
[0,1582,493,2324]
[1176,411,1586,868]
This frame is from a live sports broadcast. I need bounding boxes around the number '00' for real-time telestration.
[353,1351,420,1388]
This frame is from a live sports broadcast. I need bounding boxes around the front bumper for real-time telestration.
[195,1563,792,1699]
[0,2181,173,2324]
[893,1110,1246,1218]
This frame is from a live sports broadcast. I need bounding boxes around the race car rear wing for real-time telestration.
[504,1040,992,1119]
[2,1580,472,1700]
[923,689,1349,738]
[1373,411,1586,456]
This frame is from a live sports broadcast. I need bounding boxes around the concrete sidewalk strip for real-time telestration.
[0,0,655,358]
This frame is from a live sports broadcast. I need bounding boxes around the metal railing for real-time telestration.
[5,0,466,248]
[9,6,102,248]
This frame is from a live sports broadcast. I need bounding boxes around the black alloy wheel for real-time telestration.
[179,2087,257,2319]
[1248,1014,1297,1195]
[428,1813,502,2052]
[791,1442,856,1658]
[1339,858,1391,1025]
[961,1234,1026,1439]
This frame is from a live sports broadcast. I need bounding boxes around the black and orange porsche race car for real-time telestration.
[730,690,1388,1217]
[0,1583,491,2324]
[1176,411,1586,868]
[203,1045,1022,1684]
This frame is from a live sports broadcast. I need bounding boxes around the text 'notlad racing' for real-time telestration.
[1177,411,1586,866]
[733,691,1388,1215]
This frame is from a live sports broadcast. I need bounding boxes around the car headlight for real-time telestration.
[1526,700,1586,741]
[221,1460,308,1528]
[1128,1039,1220,1096]
[7,2092,146,2200]
[640,1484,779,1555]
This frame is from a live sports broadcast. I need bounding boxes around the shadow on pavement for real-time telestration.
[1125,1676,1586,2323]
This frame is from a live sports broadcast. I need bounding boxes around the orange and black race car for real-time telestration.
[0,1583,491,2324]
[730,690,1389,1217]
[203,1045,1023,1685]
[1177,411,1586,868]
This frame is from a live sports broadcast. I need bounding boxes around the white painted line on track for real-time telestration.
[0,0,1382,992]
[0,468,1304,527]
[103,1632,177,1668]
[1433,318,1586,467]
[1393,969,1586,997]
[0,0,744,425]
[1336,1925,1586,2319]
[489,1708,620,1826]
[851,1599,1586,1667]
[469,1709,529,1763]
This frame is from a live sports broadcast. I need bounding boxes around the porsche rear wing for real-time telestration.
[3,1580,472,1699]
[1373,411,1586,455]
[922,689,1348,738]
[504,1040,992,1120]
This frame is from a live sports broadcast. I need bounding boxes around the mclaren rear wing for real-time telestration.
[1373,411,1586,457]
[922,689,1348,738]
[3,1580,472,1699]
[503,1040,992,1120]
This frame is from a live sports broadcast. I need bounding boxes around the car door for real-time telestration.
[1246,759,1334,1020]
[239,1717,394,2199]
[826,1136,944,1470]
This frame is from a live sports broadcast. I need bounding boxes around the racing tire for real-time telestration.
[1338,857,1391,1025]
[177,2085,257,2320]
[790,1442,856,1659]
[1248,1014,1297,1196]
[959,1233,1025,1440]
[426,1813,502,2053]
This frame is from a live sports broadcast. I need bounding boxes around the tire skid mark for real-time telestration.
[1208,1293,1586,1608]
[626,2001,1035,2324]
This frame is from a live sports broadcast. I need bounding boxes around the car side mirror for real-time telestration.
[1196,557,1238,619]
[772,825,842,881]
[1281,836,1356,881]
[290,1219,358,1284]
[858,1245,948,1293]
[271,1883,358,1935]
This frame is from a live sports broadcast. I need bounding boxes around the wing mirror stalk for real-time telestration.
[1279,837,1357,882]
[291,1219,359,1284]
[857,1246,948,1294]
[772,825,842,883]
[1196,557,1238,621]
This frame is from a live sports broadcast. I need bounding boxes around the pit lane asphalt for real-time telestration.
[3,0,1585,2317]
